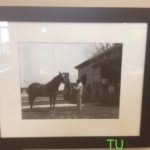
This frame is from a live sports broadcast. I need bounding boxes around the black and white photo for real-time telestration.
[19,42,122,119]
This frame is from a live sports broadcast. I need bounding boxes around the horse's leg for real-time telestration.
[49,97,52,111]
[29,95,35,111]
[52,95,57,110]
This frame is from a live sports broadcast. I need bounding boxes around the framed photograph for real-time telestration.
[0,7,150,149]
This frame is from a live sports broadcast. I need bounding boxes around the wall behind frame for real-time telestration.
[0,0,150,150]
[0,0,149,7]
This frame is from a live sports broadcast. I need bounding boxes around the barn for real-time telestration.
[75,44,122,105]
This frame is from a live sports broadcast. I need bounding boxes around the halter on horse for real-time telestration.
[27,72,69,111]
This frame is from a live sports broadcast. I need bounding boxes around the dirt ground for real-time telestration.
[22,100,119,119]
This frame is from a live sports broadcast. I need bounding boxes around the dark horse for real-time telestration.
[27,72,69,111]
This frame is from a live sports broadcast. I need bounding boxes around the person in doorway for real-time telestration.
[85,84,91,101]
[73,78,83,111]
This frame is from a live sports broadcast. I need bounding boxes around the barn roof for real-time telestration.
[75,44,122,69]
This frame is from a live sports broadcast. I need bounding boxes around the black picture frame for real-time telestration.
[0,7,150,149]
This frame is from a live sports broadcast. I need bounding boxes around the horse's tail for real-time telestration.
[26,84,34,111]
[26,85,31,94]
[26,87,29,94]
[27,84,34,96]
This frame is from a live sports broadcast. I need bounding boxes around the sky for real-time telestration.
[19,42,97,87]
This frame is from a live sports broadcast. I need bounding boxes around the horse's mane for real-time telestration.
[46,74,61,87]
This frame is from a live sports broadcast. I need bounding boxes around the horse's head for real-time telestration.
[58,72,70,84]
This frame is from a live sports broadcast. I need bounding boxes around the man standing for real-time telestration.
[73,79,83,111]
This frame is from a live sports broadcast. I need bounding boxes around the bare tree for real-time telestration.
[94,43,120,58]
[95,43,115,54]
